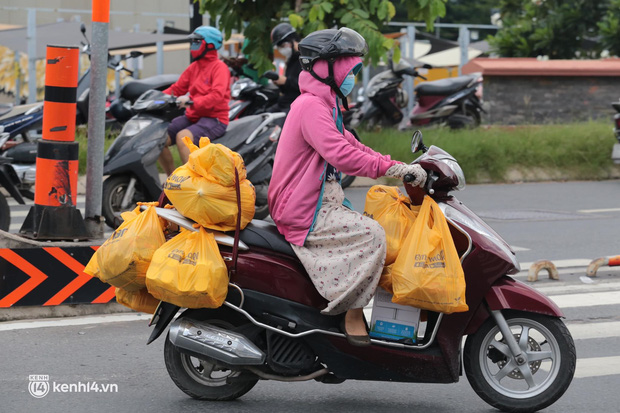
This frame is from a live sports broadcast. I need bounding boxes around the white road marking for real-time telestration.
[575,356,620,378]
[9,210,29,218]
[510,246,530,252]
[578,207,620,214]
[568,321,620,341]
[549,290,620,309]
[0,313,151,331]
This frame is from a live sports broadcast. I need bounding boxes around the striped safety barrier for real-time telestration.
[0,246,115,307]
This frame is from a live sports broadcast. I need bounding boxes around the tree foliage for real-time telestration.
[598,0,620,56]
[489,0,610,58]
[196,0,446,74]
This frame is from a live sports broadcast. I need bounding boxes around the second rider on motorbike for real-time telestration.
[267,28,427,347]
[159,26,231,176]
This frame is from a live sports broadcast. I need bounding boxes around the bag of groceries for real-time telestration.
[146,227,229,309]
[115,287,160,314]
[364,185,419,265]
[163,164,255,231]
[163,137,255,231]
[391,196,468,314]
[185,137,247,186]
[84,205,165,291]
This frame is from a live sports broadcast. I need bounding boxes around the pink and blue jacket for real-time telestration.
[267,55,398,246]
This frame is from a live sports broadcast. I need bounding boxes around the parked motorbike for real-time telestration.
[108,73,180,123]
[0,102,43,141]
[402,71,485,130]
[76,22,145,128]
[0,130,28,231]
[102,89,284,228]
[611,100,620,163]
[144,130,575,413]
[349,60,430,130]
[228,74,280,121]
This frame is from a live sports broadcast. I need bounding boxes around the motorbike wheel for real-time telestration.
[0,192,10,231]
[102,175,146,229]
[448,108,481,130]
[464,311,576,413]
[163,317,259,401]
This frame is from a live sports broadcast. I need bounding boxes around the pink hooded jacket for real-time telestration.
[267,55,398,246]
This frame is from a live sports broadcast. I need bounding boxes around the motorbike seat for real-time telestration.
[211,115,265,151]
[236,219,296,257]
[415,74,477,96]
[121,74,180,101]
[0,102,42,122]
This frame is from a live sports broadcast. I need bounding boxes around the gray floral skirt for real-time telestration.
[292,181,386,315]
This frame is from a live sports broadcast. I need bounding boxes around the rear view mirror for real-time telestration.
[80,23,86,34]
[411,130,426,153]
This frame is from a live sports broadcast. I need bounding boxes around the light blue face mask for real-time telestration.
[340,74,356,97]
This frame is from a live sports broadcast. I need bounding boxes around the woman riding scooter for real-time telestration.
[268,27,427,346]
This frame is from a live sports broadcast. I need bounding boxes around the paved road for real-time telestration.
[2,271,619,412]
[3,180,620,412]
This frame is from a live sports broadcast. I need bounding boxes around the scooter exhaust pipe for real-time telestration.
[168,318,265,366]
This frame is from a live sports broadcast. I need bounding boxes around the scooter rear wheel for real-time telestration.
[464,310,575,413]
[163,316,259,401]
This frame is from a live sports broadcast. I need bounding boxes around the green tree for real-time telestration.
[489,0,609,58]
[598,0,620,56]
[196,0,446,74]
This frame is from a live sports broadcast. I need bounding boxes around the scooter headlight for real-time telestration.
[438,157,466,191]
[231,79,253,99]
[121,119,152,137]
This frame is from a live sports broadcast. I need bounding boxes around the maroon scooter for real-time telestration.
[147,130,575,413]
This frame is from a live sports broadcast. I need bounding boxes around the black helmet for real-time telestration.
[271,23,297,47]
[298,27,368,72]
[298,28,368,110]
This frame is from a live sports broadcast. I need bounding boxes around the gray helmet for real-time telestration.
[298,28,368,110]
[298,28,368,72]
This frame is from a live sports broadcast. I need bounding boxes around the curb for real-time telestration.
[0,302,132,322]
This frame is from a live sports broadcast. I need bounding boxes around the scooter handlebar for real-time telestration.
[404,170,437,195]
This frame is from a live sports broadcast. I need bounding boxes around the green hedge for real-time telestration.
[360,121,620,183]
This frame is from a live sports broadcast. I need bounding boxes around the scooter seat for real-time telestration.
[415,74,477,96]
[121,74,180,101]
[237,220,296,257]
[211,115,265,151]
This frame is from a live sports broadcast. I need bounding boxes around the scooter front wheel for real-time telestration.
[464,310,576,413]
[102,175,145,229]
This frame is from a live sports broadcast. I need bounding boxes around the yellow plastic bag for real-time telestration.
[391,196,468,314]
[115,288,160,314]
[183,136,247,186]
[378,264,394,294]
[163,164,255,231]
[84,205,166,291]
[146,227,229,309]
[364,185,420,265]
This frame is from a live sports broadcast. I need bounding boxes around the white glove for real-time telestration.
[385,163,427,188]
